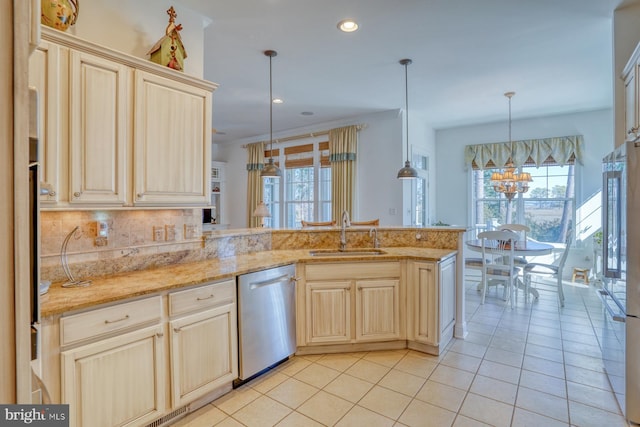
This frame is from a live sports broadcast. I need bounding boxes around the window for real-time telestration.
[410,152,429,226]
[264,142,331,228]
[471,164,575,242]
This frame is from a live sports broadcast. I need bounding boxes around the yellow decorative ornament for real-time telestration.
[41,0,79,32]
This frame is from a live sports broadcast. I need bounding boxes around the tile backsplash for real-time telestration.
[40,210,464,284]
[39,210,271,283]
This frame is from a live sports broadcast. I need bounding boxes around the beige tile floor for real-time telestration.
[172,277,630,427]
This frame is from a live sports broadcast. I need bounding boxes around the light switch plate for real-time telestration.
[165,224,176,241]
[184,224,198,239]
[153,226,164,241]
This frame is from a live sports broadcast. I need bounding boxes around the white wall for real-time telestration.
[217,110,412,228]
[67,0,207,78]
[434,108,614,228]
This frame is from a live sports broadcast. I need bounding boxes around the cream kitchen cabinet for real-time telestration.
[68,50,129,205]
[407,256,456,353]
[623,41,640,143]
[60,296,165,427]
[31,27,216,208]
[29,39,62,205]
[301,262,403,346]
[168,279,237,407]
[133,71,212,206]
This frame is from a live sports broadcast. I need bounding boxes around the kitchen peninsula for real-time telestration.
[38,226,466,427]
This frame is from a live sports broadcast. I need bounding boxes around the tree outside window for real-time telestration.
[472,164,574,242]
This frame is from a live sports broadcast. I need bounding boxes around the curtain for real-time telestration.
[246,142,264,227]
[464,135,584,169]
[329,125,358,222]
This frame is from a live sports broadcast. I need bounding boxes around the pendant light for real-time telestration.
[397,58,418,179]
[261,50,282,179]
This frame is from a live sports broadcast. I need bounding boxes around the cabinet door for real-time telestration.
[306,281,351,344]
[29,40,62,204]
[134,71,211,206]
[61,324,166,427]
[439,257,456,343]
[411,262,439,346]
[624,66,638,142]
[68,50,129,205]
[169,304,238,407]
[355,279,400,341]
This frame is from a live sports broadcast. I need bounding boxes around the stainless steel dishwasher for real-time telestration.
[236,264,297,384]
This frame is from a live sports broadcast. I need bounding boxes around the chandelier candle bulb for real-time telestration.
[491,91,533,200]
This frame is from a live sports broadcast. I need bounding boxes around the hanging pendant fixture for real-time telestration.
[397,58,418,179]
[261,50,282,179]
[490,91,532,200]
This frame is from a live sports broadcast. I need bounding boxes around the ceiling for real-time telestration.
[180,0,621,145]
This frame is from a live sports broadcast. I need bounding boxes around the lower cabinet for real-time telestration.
[169,300,237,407]
[408,256,456,349]
[58,280,237,427]
[61,324,166,427]
[302,262,403,346]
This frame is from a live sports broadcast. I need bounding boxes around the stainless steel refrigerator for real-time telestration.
[599,141,639,423]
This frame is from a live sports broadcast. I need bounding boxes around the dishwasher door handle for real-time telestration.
[249,274,292,290]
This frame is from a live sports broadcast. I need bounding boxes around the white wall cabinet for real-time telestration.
[301,262,403,346]
[407,256,456,351]
[168,279,237,407]
[30,27,216,208]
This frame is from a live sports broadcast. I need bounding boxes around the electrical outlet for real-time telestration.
[153,226,165,241]
[184,224,198,239]
[165,224,176,241]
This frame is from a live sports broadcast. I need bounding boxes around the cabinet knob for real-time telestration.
[49,190,56,197]
[156,332,164,338]
[73,192,81,198]
[173,327,181,333]
[136,193,142,199]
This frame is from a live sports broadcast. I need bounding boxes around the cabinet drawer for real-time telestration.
[60,296,162,346]
[305,262,400,281]
[169,279,235,316]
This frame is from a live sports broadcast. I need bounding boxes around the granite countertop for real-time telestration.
[40,247,456,317]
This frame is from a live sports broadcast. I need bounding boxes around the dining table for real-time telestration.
[465,238,555,301]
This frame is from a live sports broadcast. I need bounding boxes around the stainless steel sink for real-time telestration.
[309,249,387,257]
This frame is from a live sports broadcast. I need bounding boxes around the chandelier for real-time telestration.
[491,92,532,200]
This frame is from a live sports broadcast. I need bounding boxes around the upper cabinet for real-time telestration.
[30,27,217,209]
[133,71,211,206]
[623,42,640,143]
[69,50,130,205]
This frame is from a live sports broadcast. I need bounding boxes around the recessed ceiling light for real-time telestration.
[301,111,314,116]
[272,98,284,104]
[337,19,358,32]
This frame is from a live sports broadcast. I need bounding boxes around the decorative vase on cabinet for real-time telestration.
[41,0,79,31]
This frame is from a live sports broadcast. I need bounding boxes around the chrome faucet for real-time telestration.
[340,210,351,251]
[369,227,380,248]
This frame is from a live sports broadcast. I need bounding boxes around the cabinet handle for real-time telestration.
[49,191,56,197]
[196,294,215,301]
[173,327,182,333]
[156,332,164,338]
[136,193,143,199]
[104,314,129,324]
[73,192,81,198]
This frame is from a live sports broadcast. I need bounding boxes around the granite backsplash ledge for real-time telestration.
[39,210,272,283]
[40,210,465,283]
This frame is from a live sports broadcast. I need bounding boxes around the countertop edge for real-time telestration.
[41,247,457,317]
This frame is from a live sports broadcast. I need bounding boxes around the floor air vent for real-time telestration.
[145,406,188,427]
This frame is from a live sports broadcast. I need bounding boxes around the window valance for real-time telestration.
[465,135,584,170]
